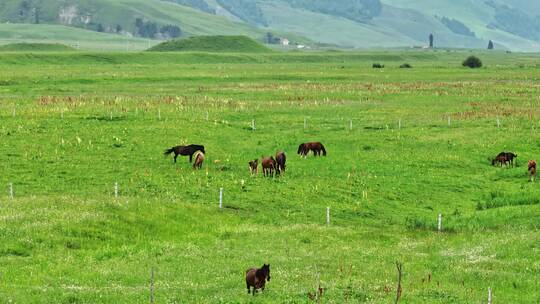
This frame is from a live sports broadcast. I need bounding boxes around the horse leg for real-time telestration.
[174,153,178,163]
[246,283,251,294]
[189,154,193,163]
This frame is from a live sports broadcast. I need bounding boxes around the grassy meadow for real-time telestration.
[0,50,539,303]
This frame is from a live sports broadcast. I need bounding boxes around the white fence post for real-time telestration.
[158,109,161,120]
[349,120,353,130]
[304,118,307,130]
[488,287,492,304]
[205,111,209,121]
[12,108,16,117]
[219,187,223,209]
[438,214,442,232]
[9,183,13,199]
[447,115,451,127]
[326,207,330,225]
[399,118,402,130]
[496,117,500,128]
[252,119,256,131]
[114,182,119,198]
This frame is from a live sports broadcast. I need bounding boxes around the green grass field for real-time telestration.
[0,50,539,303]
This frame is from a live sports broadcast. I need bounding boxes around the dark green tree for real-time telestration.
[487,40,494,50]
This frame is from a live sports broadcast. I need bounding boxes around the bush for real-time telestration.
[463,56,482,68]
[399,63,412,68]
[372,63,384,68]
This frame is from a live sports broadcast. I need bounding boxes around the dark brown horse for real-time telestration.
[275,151,286,175]
[193,151,204,169]
[298,142,326,157]
[245,264,271,295]
[164,144,205,163]
[492,152,517,167]
[261,156,276,177]
[249,159,258,175]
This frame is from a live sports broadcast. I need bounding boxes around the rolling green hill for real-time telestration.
[0,42,74,52]
[148,35,271,52]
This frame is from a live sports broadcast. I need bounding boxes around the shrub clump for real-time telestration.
[399,63,412,68]
[462,56,482,68]
[372,63,384,68]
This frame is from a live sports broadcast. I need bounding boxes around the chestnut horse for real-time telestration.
[261,156,277,177]
[193,151,204,169]
[164,144,205,163]
[298,142,327,157]
[245,264,271,295]
[275,151,286,175]
[529,160,537,181]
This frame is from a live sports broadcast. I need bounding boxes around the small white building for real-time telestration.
[281,38,290,46]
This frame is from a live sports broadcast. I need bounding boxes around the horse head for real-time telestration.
[262,264,271,281]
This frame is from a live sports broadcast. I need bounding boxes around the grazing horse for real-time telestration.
[245,264,271,295]
[275,151,286,175]
[193,151,204,169]
[297,142,327,157]
[492,153,509,167]
[529,160,537,181]
[261,156,277,177]
[249,159,258,175]
[492,152,517,167]
[164,144,205,163]
[504,152,517,167]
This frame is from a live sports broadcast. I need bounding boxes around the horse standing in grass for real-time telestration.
[504,152,517,167]
[261,156,276,177]
[245,264,271,295]
[529,160,537,181]
[193,151,204,169]
[275,151,286,175]
[164,144,205,163]
[297,142,327,157]
[492,153,508,166]
[249,159,258,175]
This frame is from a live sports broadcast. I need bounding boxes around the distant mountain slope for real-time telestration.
[0,23,155,51]
[0,0,265,40]
[1,0,540,51]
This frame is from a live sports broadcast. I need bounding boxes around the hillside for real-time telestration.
[0,0,266,41]
[148,35,271,52]
[0,23,156,51]
[1,0,540,51]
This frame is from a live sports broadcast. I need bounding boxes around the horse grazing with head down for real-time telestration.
[298,142,327,157]
[164,144,205,163]
[193,151,204,169]
[245,264,271,295]
[275,151,286,175]
[492,152,517,167]
[261,156,277,177]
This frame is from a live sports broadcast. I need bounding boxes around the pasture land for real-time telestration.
[0,50,539,303]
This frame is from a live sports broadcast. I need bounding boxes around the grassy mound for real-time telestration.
[0,42,75,52]
[148,35,270,53]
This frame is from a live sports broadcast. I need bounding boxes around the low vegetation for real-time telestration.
[0,42,75,52]
[463,55,483,68]
[147,35,271,52]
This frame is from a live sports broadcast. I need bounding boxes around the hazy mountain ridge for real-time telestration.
[1,0,540,51]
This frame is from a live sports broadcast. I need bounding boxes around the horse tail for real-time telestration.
[320,143,327,156]
[164,147,175,157]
